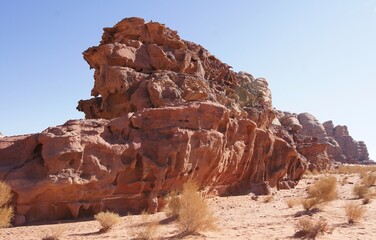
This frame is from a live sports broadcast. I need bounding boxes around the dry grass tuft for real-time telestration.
[94,211,121,232]
[136,211,159,240]
[0,182,14,228]
[137,221,159,240]
[164,191,181,218]
[301,176,338,210]
[286,198,300,208]
[165,180,217,235]
[361,173,376,187]
[294,217,328,238]
[345,202,366,224]
[41,225,64,240]
[353,184,369,199]
[263,195,274,203]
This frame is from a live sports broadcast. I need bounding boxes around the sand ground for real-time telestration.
[1,173,375,240]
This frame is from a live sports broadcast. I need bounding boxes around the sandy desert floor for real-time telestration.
[1,173,375,240]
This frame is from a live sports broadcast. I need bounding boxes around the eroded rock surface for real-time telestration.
[323,121,370,163]
[0,17,307,224]
[1,17,346,224]
[272,111,371,171]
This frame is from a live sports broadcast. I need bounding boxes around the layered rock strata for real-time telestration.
[0,17,307,224]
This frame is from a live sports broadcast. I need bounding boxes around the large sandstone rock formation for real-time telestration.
[0,17,307,224]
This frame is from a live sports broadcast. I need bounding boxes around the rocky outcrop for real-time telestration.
[323,121,370,163]
[271,112,331,170]
[272,111,371,170]
[0,17,307,224]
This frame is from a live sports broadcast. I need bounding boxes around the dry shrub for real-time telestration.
[165,180,216,235]
[263,195,274,203]
[165,191,180,217]
[345,202,366,224]
[286,198,300,208]
[41,226,64,240]
[0,182,14,228]
[353,184,369,199]
[94,211,121,232]
[138,221,158,240]
[362,189,376,204]
[301,176,337,210]
[136,211,158,240]
[361,173,376,187]
[295,217,328,238]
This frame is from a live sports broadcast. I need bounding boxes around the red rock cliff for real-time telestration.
[0,17,307,224]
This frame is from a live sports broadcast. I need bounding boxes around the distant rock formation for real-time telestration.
[323,121,370,164]
[272,112,371,170]
[0,17,307,224]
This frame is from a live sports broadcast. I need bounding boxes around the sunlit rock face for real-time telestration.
[323,121,370,164]
[271,111,371,171]
[1,17,309,224]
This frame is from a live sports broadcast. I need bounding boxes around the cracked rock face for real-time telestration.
[1,17,307,224]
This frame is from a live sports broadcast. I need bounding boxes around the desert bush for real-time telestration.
[263,195,274,203]
[301,198,320,211]
[353,184,369,199]
[135,211,158,240]
[41,225,64,240]
[164,191,181,218]
[94,211,121,232]
[301,176,337,210]
[137,221,158,240]
[294,216,328,238]
[165,180,216,235]
[0,182,14,228]
[345,202,366,224]
[361,173,376,187]
[286,198,300,208]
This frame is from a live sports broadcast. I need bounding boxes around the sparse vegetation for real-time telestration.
[331,165,376,175]
[263,195,274,203]
[0,181,14,228]
[361,172,376,187]
[286,198,300,208]
[294,217,328,238]
[41,225,64,240]
[165,180,217,235]
[301,176,338,210]
[353,184,369,199]
[345,202,366,224]
[136,211,159,240]
[94,211,121,232]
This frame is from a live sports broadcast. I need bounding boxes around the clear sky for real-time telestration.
[0,0,375,160]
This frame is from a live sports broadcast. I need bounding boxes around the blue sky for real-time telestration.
[0,0,375,160]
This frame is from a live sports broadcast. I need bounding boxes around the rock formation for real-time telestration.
[0,17,307,224]
[323,121,370,164]
[0,17,372,225]
[272,111,372,170]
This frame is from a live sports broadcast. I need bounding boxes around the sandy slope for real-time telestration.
[1,173,375,240]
